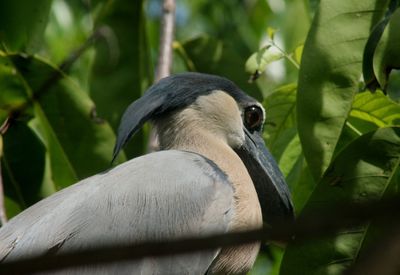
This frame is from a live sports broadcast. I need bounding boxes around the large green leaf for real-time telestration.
[90,1,151,159]
[280,127,400,275]
[0,0,52,52]
[297,0,390,181]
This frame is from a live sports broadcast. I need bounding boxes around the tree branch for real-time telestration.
[1,197,400,274]
[0,135,7,226]
[148,0,176,152]
[154,0,175,82]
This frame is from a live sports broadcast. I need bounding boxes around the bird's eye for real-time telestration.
[244,105,264,131]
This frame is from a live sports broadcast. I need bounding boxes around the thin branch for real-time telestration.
[1,197,400,274]
[149,0,176,152]
[154,0,176,82]
[59,27,104,72]
[0,136,7,226]
[269,40,300,70]
[0,118,10,135]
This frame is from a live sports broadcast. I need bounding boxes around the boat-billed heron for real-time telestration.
[0,72,294,274]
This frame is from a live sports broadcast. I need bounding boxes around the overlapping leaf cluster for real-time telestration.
[252,1,400,274]
[0,0,150,217]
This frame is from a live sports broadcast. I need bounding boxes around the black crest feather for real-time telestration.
[112,72,251,161]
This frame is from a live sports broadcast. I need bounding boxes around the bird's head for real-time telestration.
[113,72,295,226]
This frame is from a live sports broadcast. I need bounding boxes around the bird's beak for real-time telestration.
[235,128,295,227]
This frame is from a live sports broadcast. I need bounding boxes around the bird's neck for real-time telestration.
[156,123,262,231]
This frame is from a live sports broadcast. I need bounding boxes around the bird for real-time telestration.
[0,72,294,274]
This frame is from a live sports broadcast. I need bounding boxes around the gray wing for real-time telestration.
[0,150,234,274]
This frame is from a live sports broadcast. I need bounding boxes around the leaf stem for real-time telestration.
[149,0,176,152]
[270,40,300,70]
[345,121,363,136]
[0,136,7,226]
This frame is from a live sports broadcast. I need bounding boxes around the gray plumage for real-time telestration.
[0,72,294,274]
[0,151,233,274]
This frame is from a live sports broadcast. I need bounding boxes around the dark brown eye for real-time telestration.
[244,105,264,131]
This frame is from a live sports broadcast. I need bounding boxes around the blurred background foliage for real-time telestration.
[1,0,400,274]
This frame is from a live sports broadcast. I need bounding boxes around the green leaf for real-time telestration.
[267,27,278,41]
[10,54,122,178]
[373,7,400,90]
[297,0,390,181]
[245,44,285,79]
[0,0,52,52]
[2,121,46,210]
[29,103,78,189]
[293,44,304,65]
[287,158,315,213]
[263,84,297,166]
[362,0,398,91]
[281,127,400,275]
[281,0,311,53]
[350,90,400,128]
[263,83,297,149]
[3,197,22,220]
[0,53,29,124]
[250,247,284,275]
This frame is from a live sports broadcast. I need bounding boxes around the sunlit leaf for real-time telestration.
[245,44,285,80]
[350,90,400,128]
[267,27,278,40]
[293,44,304,65]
